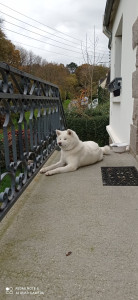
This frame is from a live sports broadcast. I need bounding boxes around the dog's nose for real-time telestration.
[58,142,62,146]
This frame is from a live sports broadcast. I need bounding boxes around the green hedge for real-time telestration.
[65,112,109,146]
[84,101,110,117]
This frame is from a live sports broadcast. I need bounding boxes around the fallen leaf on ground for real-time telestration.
[66,251,72,256]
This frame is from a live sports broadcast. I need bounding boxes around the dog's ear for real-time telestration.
[56,129,61,136]
[67,129,73,135]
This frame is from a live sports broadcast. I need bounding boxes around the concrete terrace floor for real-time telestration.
[0,150,138,300]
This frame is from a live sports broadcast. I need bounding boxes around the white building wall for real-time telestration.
[109,0,138,143]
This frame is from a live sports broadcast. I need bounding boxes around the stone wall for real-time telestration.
[130,18,138,158]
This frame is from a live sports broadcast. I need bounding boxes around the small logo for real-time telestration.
[6,287,13,294]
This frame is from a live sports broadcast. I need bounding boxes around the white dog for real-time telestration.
[40,129,110,176]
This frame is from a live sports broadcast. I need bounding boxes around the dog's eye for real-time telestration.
[64,138,67,140]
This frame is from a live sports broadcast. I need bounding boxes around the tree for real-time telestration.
[17,47,29,66]
[76,64,109,99]
[0,20,109,103]
[0,20,21,67]
[75,64,90,90]
[81,28,109,101]
[66,62,78,74]
[65,74,78,99]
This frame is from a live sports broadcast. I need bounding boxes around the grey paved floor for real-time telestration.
[0,151,138,300]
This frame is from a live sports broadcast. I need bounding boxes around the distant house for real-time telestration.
[103,0,138,157]
[99,72,110,89]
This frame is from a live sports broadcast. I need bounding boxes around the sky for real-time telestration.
[0,0,109,66]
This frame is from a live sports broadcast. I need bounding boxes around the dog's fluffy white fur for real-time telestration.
[40,129,110,176]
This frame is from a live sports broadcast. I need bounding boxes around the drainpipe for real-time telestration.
[103,0,115,49]
[103,26,112,50]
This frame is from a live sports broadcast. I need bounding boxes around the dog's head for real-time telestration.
[56,129,79,151]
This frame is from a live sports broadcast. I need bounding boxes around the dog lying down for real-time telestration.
[40,129,110,176]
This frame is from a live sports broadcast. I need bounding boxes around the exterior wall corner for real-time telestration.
[136,47,138,67]
[132,17,138,49]
[130,123,138,155]
[132,69,138,98]
[130,19,138,156]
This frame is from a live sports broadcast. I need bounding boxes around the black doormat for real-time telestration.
[101,166,138,186]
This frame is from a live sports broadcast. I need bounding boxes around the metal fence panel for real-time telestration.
[0,62,66,221]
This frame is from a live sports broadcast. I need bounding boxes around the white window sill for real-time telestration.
[106,125,121,143]
[111,95,121,103]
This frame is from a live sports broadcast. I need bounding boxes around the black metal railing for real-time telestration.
[0,62,66,221]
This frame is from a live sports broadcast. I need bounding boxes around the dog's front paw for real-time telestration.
[45,170,54,176]
[40,168,47,174]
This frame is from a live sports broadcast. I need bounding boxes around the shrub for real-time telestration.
[84,101,110,117]
[98,86,110,105]
[63,99,71,110]
[65,111,109,146]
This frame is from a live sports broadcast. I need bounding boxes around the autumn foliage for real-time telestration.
[0,24,109,101]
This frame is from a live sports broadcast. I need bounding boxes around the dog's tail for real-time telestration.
[101,145,110,155]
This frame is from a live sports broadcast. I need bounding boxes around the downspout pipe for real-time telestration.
[103,26,112,50]
[103,0,115,49]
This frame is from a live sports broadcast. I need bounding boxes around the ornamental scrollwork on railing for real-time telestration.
[0,62,66,220]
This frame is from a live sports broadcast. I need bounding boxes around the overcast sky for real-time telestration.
[0,0,109,66]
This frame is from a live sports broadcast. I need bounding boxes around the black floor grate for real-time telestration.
[101,166,138,186]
